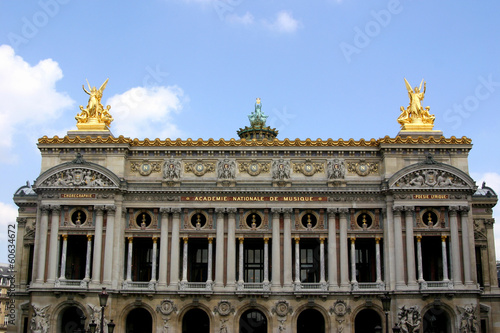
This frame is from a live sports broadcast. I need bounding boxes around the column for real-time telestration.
[294,237,300,284]
[103,205,116,285]
[271,208,281,289]
[226,208,237,288]
[327,209,338,290]
[405,207,417,287]
[125,237,133,281]
[416,236,424,282]
[448,207,462,285]
[111,203,125,289]
[150,237,158,282]
[393,207,405,288]
[484,219,498,290]
[169,208,181,288]
[384,202,396,289]
[158,208,170,288]
[35,205,50,283]
[319,237,326,284]
[207,237,213,284]
[375,237,382,284]
[339,208,349,289]
[238,237,244,284]
[181,237,188,282]
[214,208,225,288]
[59,234,68,280]
[47,205,61,283]
[460,207,473,285]
[91,206,105,284]
[84,235,93,281]
[283,208,293,289]
[263,237,269,284]
[480,245,491,287]
[441,235,449,281]
[350,237,357,284]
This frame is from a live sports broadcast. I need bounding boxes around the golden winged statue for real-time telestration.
[398,78,435,131]
[75,78,113,130]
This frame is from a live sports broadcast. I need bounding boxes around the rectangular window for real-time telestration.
[244,241,264,283]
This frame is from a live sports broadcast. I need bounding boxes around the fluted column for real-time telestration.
[375,237,382,283]
[416,236,424,282]
[283,208,293,289]
[169,208,181,288]
[449,207,462,285]
[111,204,125,289]
[92,206,105,284]
[484,219,498,290]
[350,237,357,284]
[59,234,68,280]
[441,235,449,281]
[271,208,281,289]
[294,237,300,284]
[384,203,395,289]
[238,237,244,284]
[214,208,225,288]
[35,205,50,283]
[339,208,349,289]
[327,209,338,290]
[319,237,326,284]
[226,208,237,288]
[126,237,133,281]
[263,237,269,284]
[150,237,158,282]
[84,235,93,281]
[182,237,188,282]
[460,207,473,285]
[103,205,116,285]
[393,207,405,288]
[158,208,170,288]
[405,207,417,287]
[207,237,213,284]
[47,205,61,283]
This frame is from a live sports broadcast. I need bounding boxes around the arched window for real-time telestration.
[297,308,325,333]
[239,309,267,333]
[182,308,210,333]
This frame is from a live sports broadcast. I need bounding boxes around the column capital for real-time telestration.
[239,237,244,243]
[95,205,106,213]
[264,237,269,243]
[227,208,237,215]
[271,208,282,215]
[416,235,422,242]
[215,208,226,215]
[326,208,337,215]
[441,235,448,241]
[40,205,50,213]
[350,237,356,244]
[171,208,182,215]
[448,206,459,214]
[51,205,61,213]
[183,236,188,243]
[404,206,415,213]
[484,218,495,229]
[152,237,158,243]
[294,237,300,244]
[393,206,404,215]
[62,234,68,241]
[87,234,93,241]
[375,237,381,244]
[283,208,293,216]
[105,205,117,212]
[338,208,349,216]
[159,207,170,215]
[319,237,325,243]
[459,206,470,214]
[127,236,133,242]
[208,236,213,243]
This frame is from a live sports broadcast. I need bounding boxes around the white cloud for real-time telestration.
[0,45,74,162]
[106,86,186,139]
[226,11,254,25]
[263,10,301,33]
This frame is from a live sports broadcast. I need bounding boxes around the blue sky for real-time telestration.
[0,0,500,264]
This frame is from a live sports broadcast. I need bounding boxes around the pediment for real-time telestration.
[34,155,120,190]
[388,162,476,191]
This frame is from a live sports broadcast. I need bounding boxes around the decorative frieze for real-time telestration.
[130,160,162,176]
[293,159,324,176]
[239,160,270,176]
[184,160,215,176]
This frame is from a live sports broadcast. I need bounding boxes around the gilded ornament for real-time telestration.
[347,160,378,176]
[239,160,270,176]
[130,160,162,176]
[184,160,215,176]
[398,78,435,131]
[76,79,113,130]
[293,160,324,176]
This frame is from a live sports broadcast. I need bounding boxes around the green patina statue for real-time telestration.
[248,98,268,127]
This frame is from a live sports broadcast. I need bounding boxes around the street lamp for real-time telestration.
[107,320,115,333]
[374,325,382,333]
[98,287,109,333]
[392,323,401,333]
[89,320,97,333]
[381,294,391,333]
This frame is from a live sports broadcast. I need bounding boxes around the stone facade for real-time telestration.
[11,114,500,332]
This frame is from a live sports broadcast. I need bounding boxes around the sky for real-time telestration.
[0,0,500,265]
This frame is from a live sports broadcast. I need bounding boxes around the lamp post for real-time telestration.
[381,294,391,333]
[98,287,109,333]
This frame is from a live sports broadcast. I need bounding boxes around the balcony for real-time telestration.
[55,279,88,288]
[420,281,454,290]
[179,281,213,291]
[352,282,385,291]
[122,281,156,291]
[294,282,328,292]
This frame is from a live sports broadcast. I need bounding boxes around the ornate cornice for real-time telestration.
[38,135,472,147]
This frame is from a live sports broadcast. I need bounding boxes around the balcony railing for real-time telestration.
[122,281,156,290]
[55,279,88,288]
[351,282,385,291]
[294,282,328,292]
[179,281,213,291]
[420,280,454,290]
[237,282,270,291]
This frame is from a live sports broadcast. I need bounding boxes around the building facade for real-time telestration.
[12,83,500,332]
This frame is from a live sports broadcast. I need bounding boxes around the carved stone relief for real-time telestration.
[395,169,467,188]
[293,159,324,176]
[41,168,115,187]
[130,160,162,176]
[217,158,236,179]
[239,160,270,176]
[397,306,421,333]
[272,158,291,180]
[163,158,182,180]
[327,158,346,179]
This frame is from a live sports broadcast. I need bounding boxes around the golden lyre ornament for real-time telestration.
[75,78,113,130]
[398,78,435,131]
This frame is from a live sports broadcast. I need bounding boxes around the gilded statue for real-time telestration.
[398,78,435,130]
[76,78,113,129]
